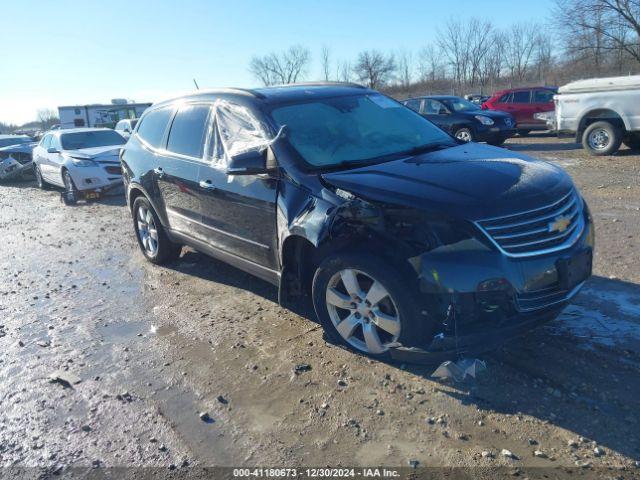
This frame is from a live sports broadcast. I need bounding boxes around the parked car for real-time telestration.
[552,74,640,156]
[402,95,516,145]
[32,128,126,204]
[482,87,557,135]
[0,135,37,181]
[121,83,593,361]
[114,118,138,139]
[464,93,491,105]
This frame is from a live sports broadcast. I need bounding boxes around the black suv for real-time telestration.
[121,83,593,361]
[403,95,516,145]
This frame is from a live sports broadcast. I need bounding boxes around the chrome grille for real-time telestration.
[516,281,584,312]
[476,190,584,257]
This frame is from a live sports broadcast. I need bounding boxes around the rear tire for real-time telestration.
[312,251,433,359]
[582,121,622,156]
[34,164,50,190]
[132,196,182,265]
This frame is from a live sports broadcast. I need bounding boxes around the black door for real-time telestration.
[156,103,212,243]
[196,107,278,270]
[421,99,456,133]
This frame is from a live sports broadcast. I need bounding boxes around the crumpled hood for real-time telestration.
[321,142,574,221]
[63,145,122,161]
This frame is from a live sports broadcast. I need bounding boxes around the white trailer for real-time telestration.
[58,100,151,130]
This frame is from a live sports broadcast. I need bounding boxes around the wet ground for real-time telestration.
[0,134,639,476]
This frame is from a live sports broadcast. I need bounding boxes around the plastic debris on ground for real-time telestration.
[431,358,487,382]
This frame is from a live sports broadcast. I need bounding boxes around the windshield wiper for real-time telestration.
[315,142,455,172]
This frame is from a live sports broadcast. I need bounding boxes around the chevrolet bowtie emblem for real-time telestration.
[548,215,571,233]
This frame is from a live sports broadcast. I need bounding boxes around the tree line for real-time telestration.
[248,0,640,97]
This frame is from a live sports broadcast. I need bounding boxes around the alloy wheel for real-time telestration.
[325,269,401,354]
[455,129,472,142]
[137,205,159,257]
[588,128,610,151]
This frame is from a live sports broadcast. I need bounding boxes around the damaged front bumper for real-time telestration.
[67,164,123,193]
[391,210,594,363]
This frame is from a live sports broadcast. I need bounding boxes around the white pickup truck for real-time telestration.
[549,74,640,155]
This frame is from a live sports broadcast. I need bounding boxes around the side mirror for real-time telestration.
[226,148,275,176]
[47,147,59,154]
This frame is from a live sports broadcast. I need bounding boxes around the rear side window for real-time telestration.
[137,107,173,148]
[512,91,531,103]
[166,104,210,158]
[533,89,554,103]
[404,99,421,112]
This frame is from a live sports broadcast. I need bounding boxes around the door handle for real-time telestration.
[199,180,217,191]
[153,167,164,178]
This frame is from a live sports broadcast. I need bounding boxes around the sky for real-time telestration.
[0,0,553,125]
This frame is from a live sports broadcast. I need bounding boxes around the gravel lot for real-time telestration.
[0,134,639,476]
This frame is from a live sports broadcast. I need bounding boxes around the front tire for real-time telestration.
[454,127,474,143]
[582,121,622,156]
[62,169,78,205]
[132,196,182,265]
[312,251,431,359]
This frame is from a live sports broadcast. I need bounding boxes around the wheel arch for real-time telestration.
[576,108,627,139]
[127,182,169,228]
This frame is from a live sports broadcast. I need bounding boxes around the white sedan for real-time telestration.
[32,128,126,204]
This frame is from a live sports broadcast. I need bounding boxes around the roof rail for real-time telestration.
[266,81,367,89]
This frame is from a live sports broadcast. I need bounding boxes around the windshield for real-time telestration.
[60,130,126,150]
[0,137,33,148]
[270,94,454,169]
[443,98,480,112]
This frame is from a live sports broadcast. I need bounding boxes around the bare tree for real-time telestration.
[320,46,331,81]
[438,18,470,89]
[249,45,311,86]
[352,50,396,89]
[504,22,539,83]
[336,60,352,82]
[418,44,444,82]
[555,0,640,64]
[397,49,413,88]
[478,31,505,93]
[534,29,554,83]
[467,19,495,87]
[37,108,59,130]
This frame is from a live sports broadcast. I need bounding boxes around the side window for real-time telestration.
[498,93,512,103]
[512,91,531,103]
[166,104,211,158]
[533,89,554,103]
[40,135,52,149]
[51,136,61,150]
[136,107,173,149]
[423,99,446,115]
[404,99,421,112]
